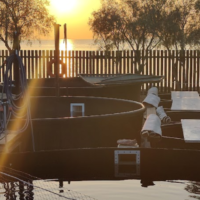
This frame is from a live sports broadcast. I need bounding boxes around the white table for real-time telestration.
[171,91,199,100]
[171,97,200,111]
[181,119,200,143]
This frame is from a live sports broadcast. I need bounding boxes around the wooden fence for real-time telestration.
[0,50,200,94]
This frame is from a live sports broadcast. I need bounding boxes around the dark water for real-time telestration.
[0,179,200,200]
[0,39,98,51]
[66,180,200,200]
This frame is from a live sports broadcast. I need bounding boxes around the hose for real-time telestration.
[0,53,35,151]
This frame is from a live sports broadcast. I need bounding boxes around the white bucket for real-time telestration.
[143,93,160,108]
[141,114,162,138]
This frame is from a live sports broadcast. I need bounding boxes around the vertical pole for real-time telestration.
[5,3,8,42]
[11,31,20,151]
[3,104,7,148]
[13,31,20,94]
[18,181,25,200]
[54,24,61,97]
[59,179,64,193]
[64,24,67,78]
[64,23,67,51]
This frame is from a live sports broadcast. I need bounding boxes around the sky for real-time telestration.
[47,0,101,40]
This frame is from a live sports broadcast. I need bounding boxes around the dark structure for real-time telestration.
[11,96,145,151]
[1,147,200,182]
[28,74,163,102]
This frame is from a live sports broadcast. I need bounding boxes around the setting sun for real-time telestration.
[48,0,101,39]
[59,39,73,51]
[50,0,77,14]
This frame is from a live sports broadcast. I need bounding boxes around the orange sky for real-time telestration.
[47,0,101,40]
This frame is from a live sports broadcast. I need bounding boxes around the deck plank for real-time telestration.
[181,119,200,143]
[171,97,200,111]
[171,91,199,100]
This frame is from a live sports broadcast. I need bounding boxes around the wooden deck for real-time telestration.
[181,119,200,143]
[171,98,200,111]
[171,91,200,99]
[171,91,200,111]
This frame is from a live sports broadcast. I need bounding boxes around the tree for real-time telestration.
[88,0,124,51]
[89,0,200,51]
[89,0,167,51]
[120,0,166,51]
[155,0,200,50]
[0,0,55,52]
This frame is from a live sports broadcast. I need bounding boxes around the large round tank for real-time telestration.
[18,96,145,151]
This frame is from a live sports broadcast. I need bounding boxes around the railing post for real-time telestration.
[54,23,61,97]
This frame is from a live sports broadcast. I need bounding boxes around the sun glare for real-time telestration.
[50,0,77,14]
[60,39,73,51]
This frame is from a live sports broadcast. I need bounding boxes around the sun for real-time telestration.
[60,39,73,51]
[50,0,77,14]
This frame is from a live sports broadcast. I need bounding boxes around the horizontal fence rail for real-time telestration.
[0,50,200,94]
